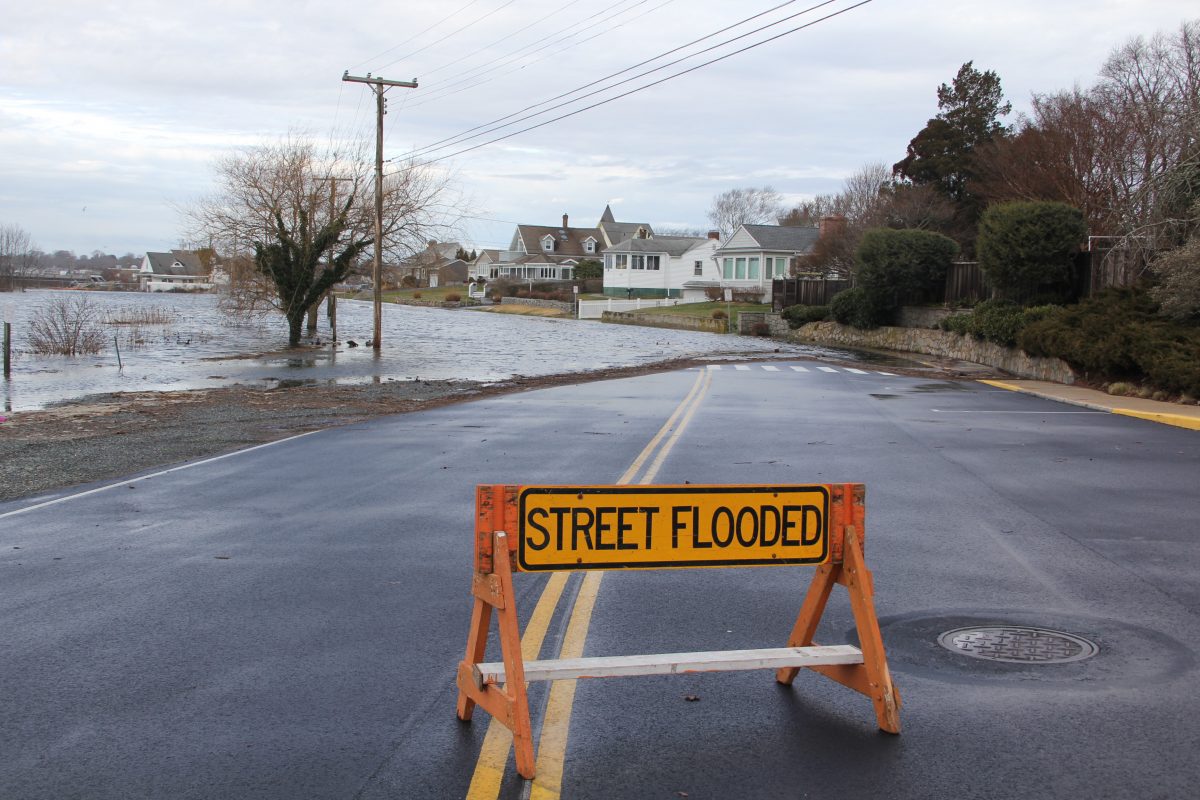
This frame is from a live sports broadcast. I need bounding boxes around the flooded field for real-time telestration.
[0,291,846,411]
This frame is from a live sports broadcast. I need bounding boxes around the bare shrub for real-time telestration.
[28,296,106,355]
[105,305,175,325]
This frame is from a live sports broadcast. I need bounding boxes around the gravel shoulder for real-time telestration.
[0,350,989,504]
[0,360,713,503]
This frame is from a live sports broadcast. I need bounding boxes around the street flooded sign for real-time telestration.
[515,485,830,571]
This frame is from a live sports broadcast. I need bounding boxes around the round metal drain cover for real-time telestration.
[938,626,1098,664]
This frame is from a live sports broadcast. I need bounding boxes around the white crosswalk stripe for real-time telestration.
[705,364,899,376]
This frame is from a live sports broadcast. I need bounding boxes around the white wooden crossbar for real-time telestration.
[474,644,863,685]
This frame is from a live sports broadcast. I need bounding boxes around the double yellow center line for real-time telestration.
[465,367,713,799]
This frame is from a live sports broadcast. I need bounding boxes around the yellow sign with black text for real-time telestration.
[516,485,830,571]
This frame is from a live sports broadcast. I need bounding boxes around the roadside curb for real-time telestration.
[979,380,1200,431]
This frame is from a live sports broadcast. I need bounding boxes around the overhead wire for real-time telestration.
[408,0,655,105]
[371,0,521,75]
[394,0,874,170]
[351,0,484,71]
[406,0,805,158]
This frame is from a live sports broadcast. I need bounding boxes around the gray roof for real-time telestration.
[598,221,652,243]
[733,224,820,252]
[144,250,205,276]
[607,235,706,257]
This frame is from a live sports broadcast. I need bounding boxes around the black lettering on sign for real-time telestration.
[640,507,659,550]
[781,505,802,546]
[615,507,636,551]
[594,507,615,551]
[735,506,758,547]
[801,505,822,546]
[671,506,689,549]
[550,507,569,550]
[711,506,734,547]
[759,505,781,547]
[571,508,594,550]
[527,508,550,550]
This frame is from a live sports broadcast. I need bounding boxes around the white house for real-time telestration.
[139,250,211,292]
[713,224,821,302]
[602,232,721,299]
[486,205,652,282]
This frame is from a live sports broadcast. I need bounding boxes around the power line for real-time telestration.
[371,0,521,75]
[417,0,592,81]
[410,0,654,104]
[407,0,806,159]
[395,0,873,171]
[351,0,483,70]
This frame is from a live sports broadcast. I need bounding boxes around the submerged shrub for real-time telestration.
[28,296,106,355]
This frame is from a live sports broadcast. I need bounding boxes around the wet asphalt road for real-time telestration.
[2,362,1198,799]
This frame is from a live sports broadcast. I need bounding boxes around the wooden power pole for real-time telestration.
[341,71,418,350]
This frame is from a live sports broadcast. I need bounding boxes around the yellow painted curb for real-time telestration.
[978,379,1024,392]
[1112,409,1200,431]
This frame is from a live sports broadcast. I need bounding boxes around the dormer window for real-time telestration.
[541,235,555,252]
[583,237,597,254]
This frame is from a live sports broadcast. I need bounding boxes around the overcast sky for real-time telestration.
[1,0,1196,256]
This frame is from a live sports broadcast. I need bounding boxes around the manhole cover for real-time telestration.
[937,626,1098,664]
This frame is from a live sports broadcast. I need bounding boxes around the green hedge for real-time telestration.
[1017,290,1200,397]
[939,299,1058,347]
[780,304,830,328]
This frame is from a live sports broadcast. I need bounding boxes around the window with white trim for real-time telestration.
[722,257,733,279]
[645,255,660,270]
[694,260,703,276]
[584,238,596,254]
[541,236,554,252]
[735,257,746,279]
[614,254,628,269]
[631,254,645,270]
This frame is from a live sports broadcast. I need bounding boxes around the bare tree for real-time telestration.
[184,133,464,345]
[706,186,783,241]
[0,222,35,291]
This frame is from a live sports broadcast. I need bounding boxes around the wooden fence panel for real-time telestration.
[772,279,850,311]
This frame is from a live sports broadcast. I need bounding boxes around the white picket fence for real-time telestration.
[577,297,691,319]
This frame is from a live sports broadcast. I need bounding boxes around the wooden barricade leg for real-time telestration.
[775,486,901,734]
[454,530,538,780]
[840,525,901,733]
[775,563,839,685]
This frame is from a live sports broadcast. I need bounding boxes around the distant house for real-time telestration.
[470,249,501,280]
[488,205,650,282]
[139,250,211,292]
[713,224,821,302]
[602,231,722,299]
[395,240,469,287]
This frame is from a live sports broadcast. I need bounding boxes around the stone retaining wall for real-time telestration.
[737,312,790,336]
[500,297,576,313]
[896,306,956,329]
[792,321,1076,383]
[601,311,727,334]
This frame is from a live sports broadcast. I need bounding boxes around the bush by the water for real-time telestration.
[780,304,829,328]
[939,300,1058,347]
[1017,289,1200,397]
[829,286,891,329]
[28,295,107,355]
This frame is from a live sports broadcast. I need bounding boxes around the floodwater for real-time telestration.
[0,290,850,412]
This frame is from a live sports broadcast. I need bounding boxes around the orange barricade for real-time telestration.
[455,483,900,780]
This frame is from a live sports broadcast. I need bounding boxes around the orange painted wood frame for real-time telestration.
[455,483,900,781]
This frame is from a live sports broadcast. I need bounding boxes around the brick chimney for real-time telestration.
[562,213,569,229]
[819,215,847,239]
[707,230,720,241]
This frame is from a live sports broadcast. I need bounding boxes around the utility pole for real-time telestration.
[341,71,418,350]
